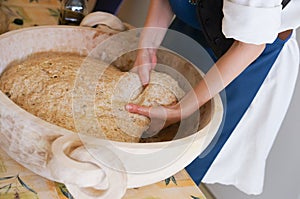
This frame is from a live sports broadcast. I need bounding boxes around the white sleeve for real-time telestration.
[222,0,282,44]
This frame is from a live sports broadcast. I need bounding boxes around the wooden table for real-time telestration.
[0,0,207,198]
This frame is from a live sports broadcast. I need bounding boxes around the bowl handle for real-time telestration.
[48,134,127,199]
[80,11,126,31]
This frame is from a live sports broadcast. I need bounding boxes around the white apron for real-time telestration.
[202,31,299,195]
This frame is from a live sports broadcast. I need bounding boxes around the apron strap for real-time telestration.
[282,0,291,9]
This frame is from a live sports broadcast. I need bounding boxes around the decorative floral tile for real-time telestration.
[0,147,206,199]
[1,0,60,31]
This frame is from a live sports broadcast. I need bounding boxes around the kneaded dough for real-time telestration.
[0,52,185,142]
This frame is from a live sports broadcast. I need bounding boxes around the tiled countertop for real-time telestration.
[0,147,206,199]
[1,0,60,31]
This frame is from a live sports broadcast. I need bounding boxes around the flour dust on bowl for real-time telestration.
[0,25,223,198]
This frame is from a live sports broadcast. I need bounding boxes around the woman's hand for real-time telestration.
[125,103,181,137]
[130,0,174,85]
[131,48,157,86]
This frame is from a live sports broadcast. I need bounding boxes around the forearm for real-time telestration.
[180,41,266,117]
[138,0,174,49]
[144,0,174,28]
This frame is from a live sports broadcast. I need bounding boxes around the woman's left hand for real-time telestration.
[125,103,181,138]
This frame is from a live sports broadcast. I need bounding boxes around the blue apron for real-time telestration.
[164,1,292,185]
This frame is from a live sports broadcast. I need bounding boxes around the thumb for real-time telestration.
[138,64,151,86]
[125,104,150,117]
[151,54,157,69]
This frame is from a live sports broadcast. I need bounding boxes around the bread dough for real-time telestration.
[0,52,185,142]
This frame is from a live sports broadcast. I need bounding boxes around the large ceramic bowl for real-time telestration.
[0,12,223,199]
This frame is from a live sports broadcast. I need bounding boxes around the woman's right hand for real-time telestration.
[131,48,157,86]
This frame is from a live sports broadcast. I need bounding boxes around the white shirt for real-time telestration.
[222,0,300,44]
[202,0,300,195]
